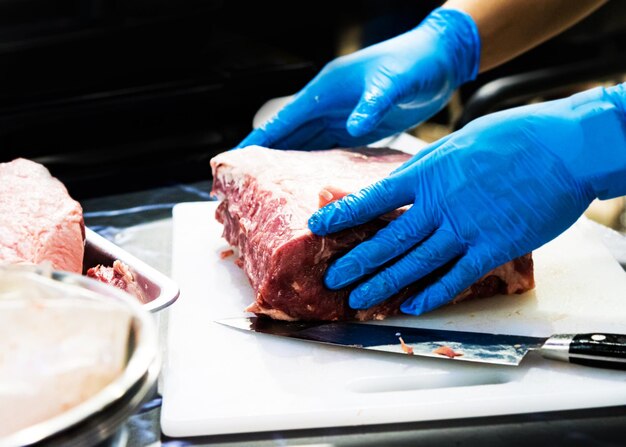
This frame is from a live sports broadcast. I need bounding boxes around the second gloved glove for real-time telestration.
[308,84,626,315]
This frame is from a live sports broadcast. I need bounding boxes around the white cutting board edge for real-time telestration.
[161,200,626,438]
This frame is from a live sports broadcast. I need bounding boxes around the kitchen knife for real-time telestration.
[216,317,626,369]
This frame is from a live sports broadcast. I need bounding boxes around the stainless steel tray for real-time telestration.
[84,228,179,312]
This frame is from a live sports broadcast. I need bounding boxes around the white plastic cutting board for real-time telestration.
[161,201,626,438]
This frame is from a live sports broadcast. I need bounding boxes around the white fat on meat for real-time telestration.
[212,146,404,235]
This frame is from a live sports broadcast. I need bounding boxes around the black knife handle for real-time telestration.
[568,333,626,370]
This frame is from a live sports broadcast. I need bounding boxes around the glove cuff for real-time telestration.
[564,84,626,200]
[421,7,481,88]
[603,83,626,119]
[594,83,626,199]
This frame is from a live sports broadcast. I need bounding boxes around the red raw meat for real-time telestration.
[86,260,147,303]
[210,146,534,321]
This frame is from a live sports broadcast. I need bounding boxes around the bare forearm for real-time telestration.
[443,0,607,72]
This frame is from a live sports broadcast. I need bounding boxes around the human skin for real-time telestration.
[444,0,607,72]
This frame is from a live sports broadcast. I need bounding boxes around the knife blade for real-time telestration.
[216,317,626,369]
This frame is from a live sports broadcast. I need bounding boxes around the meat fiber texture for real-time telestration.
[210,146,535,321]
[87,260,148,303]
[0,158,84,273]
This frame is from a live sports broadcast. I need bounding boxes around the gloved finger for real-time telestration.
[348,230,462,310]
[389,133,453,175]
[238,118,394,152]
[273,115,379,150]
[320,119,395,148]
[235,128,271,149]
[270,120,331,150]
[235,92,317,149]
[347,80,395,138]
[297,130,341,150]
[400,248,495,316]
[324,205,436,289]
[308,175,413,236]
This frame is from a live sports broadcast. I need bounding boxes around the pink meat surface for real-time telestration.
[0,158,84,273]
[211,146,534,321]
[86,260,148,303]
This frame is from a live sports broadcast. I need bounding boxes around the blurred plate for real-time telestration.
[0,268,160,447]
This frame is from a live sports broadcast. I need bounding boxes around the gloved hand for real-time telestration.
[236,7,480,150]
[308,84,626,315]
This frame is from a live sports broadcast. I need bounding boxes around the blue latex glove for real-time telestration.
[236,7,480,150]
[308,84,626,315]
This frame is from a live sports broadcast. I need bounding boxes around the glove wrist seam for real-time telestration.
[426,7,481,88]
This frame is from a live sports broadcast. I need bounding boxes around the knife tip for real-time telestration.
[214,316,255,331]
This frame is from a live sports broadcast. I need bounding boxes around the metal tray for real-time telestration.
[83,228,179,312]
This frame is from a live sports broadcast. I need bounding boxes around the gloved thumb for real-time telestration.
[347,84,395,138]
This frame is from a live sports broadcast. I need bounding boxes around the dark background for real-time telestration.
[1,0,624,199]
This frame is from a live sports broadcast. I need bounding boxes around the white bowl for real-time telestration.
[0,267,160,447]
